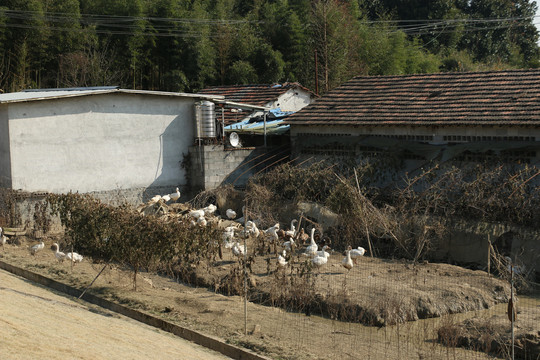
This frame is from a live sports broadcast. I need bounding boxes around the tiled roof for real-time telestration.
[199,83,314,126]
[286,69,540,126]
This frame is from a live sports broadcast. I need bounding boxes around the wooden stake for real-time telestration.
[354,168,374,257]
[78,262,109,299]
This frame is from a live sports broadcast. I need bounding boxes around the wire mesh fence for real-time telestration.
[1,160,539,360]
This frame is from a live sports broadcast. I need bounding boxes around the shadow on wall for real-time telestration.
[188,143,291,192]
[222,144,291,187]
[141,114,191,203]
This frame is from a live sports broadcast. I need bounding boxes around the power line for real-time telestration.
[0,8,536,39]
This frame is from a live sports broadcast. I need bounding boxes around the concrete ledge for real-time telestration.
[0,260,270,360]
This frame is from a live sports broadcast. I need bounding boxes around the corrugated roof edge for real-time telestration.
[0,88,225,104]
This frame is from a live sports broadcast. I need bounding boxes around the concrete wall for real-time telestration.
[189,145,272,190]
[433,219,540,274]
[7,93,195,195]
[0,106,11,187]
[291,124,540,142]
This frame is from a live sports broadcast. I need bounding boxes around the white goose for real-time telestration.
[150,194,162,203]
[284,219,298,238]
[282,238,295,252]
[232,242,245,257]
[315,245,331,258]
[66,251,84,263]
[311,250,328,268]
[277,250,288,267]
[161,194,171,202]
[349,246,366,264]
[1,227,6,250]
[30,240,45,256]
[304,228,318,257]
[246,221,260,238]
[222,226,236,242]
[226,209,237,219]
[264,223,280,242]
[52,243,66,262]
[197,217,207,227]
[342,248,353,272]
[202,204,217,216]
[189,209,205,219]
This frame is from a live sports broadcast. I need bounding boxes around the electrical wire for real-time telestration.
[0,8,536,39]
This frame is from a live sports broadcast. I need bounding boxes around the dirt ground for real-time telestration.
[0,268,230,360]
[2,235,532,360]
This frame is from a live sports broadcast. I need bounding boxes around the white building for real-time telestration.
[0,87,223,202]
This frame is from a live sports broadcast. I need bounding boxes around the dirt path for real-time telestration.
[0,269,230,360]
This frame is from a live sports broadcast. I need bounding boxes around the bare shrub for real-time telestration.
[47,193,220,290]
[0,188,21,226]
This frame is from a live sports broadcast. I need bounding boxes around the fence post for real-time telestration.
[243,201,248,336]
[487,234,490,277]
[510,259,515,360]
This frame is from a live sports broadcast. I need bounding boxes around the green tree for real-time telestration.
[227,59,258,83]
[80,0,147,89]
[309,0,363,93]
[0,0,47,91]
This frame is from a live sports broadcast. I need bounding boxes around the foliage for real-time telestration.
[46,192,220,289]
[1,0,538,93]
[248,160,540,260]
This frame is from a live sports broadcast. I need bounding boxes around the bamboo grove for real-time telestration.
[1,0,539,94]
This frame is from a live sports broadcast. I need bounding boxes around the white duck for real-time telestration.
[161,194,171,202]
[1,233,6,250]
[304,228,318,257]
[349,246,366,263]
[52,243,66,262]
[169,187,181,202]
[66,251,84,263]
[277,250,288,267]
[342,249,354,272]
[226,209,237,219]
[30,240,45,256]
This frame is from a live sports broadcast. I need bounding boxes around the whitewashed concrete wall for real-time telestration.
[6,93,195,194]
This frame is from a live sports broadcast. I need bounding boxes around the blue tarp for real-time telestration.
[225,108,294,135]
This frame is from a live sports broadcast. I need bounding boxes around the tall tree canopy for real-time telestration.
[0,0,538,94]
